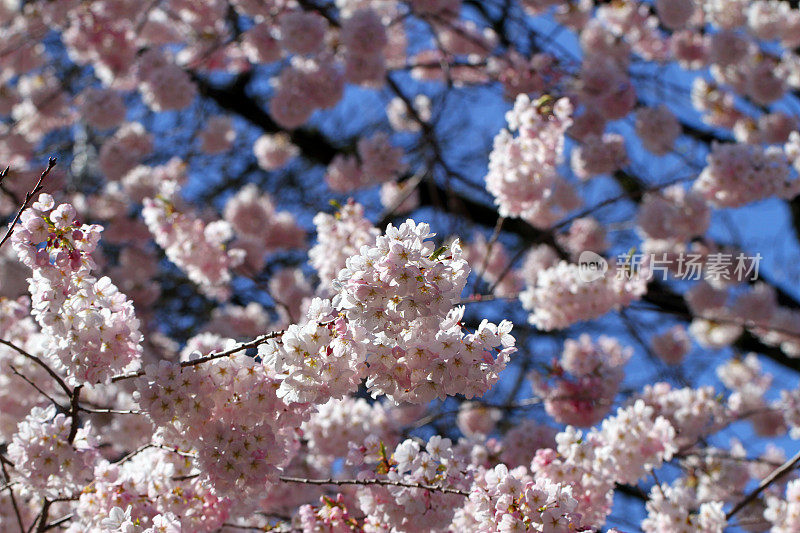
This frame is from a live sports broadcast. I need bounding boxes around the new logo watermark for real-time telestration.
[576,251,762,283]
[577,251,608,283]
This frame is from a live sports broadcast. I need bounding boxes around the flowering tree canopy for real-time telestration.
[4,0,800,531]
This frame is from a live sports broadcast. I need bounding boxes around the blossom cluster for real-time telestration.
[12,194,142,384]
[6,0,800,531]
[349,436,471,531]
[467,464,583,532]
[7,405,97,499]
[325,132,407,192]
[531,335,631,427]
[520,259,649,330]
[133,354,309,502]
[485,94,573,219]
[301,397,399,469]
[223,184,306,273]
[72,446,229,532]
[309,200,380,292]
[265,220,516,404]
[142,180,245,300]
[534,400,677,525]
[693,142,800,208]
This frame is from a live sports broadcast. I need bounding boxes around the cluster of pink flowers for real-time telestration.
[650,324,692,365]
[765,479,800,532]
[202,302,273,339]
[252,133,299,171]
[297,494,361,532]
[136,49,197,112]
[98,122,153,181]
[456,402,502,439]
[12,194,143,384]
[268,220,516,404]
[349,436,471,531]
[325,133,407,192]
[134,354,308,502]
[199,115,236,154]
[557,216,608,260]
[637,185,710,244]
[634,105,681,156]
[489,50,562,100]
[260,299,369,404]
[302,397,398,468]
[570,133,628,180]
[717,353,787,437]
[467,463,583,532]
[223,184,305,272]
[270,55,345,129]
[341,8,388,86]
[76,87,126,130]
[520,259,649,330]
[309,201,379,292]
[7,405,97,498]
[332,220,515,402]
[497,419,557,468]
[485,94,573,219]
[595,3,668,61]
[532,335,631,427]
[72,446,229,532]
[143,180,245,300]
[333,219,469,335]
[642,482,727,533]
[277,10,328,56]
[693,142,799,208]
[639,383,726,447]
[532,400,677,526]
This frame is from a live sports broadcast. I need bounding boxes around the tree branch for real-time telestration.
[726,448,800,520]
[0,157,56,251]
[278,475,469,496]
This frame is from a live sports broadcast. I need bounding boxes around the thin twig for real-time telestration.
[41,513,72,531]
[0,157,56,251]
[0,339,72,397]
[110,329,287,383]
[278,476,469,496]
[115,443,196,465]
[78,406,143,415]
[8,365,65,411]
[726,448,800,520]
[472,215,505,294]
[0,456,25,533]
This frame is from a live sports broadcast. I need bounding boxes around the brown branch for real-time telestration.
[110,329,286,382]
[78,406,143,415]
[0,339,71,397]
[66,385,82,444]
[7,365,65,411]
[726,448,800,520]
[40,514,72,531]
[33,499,51,533]
[115,443,196,466]
[1,456,25,533]
[278,475,469,496]
[0,157,56,251]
